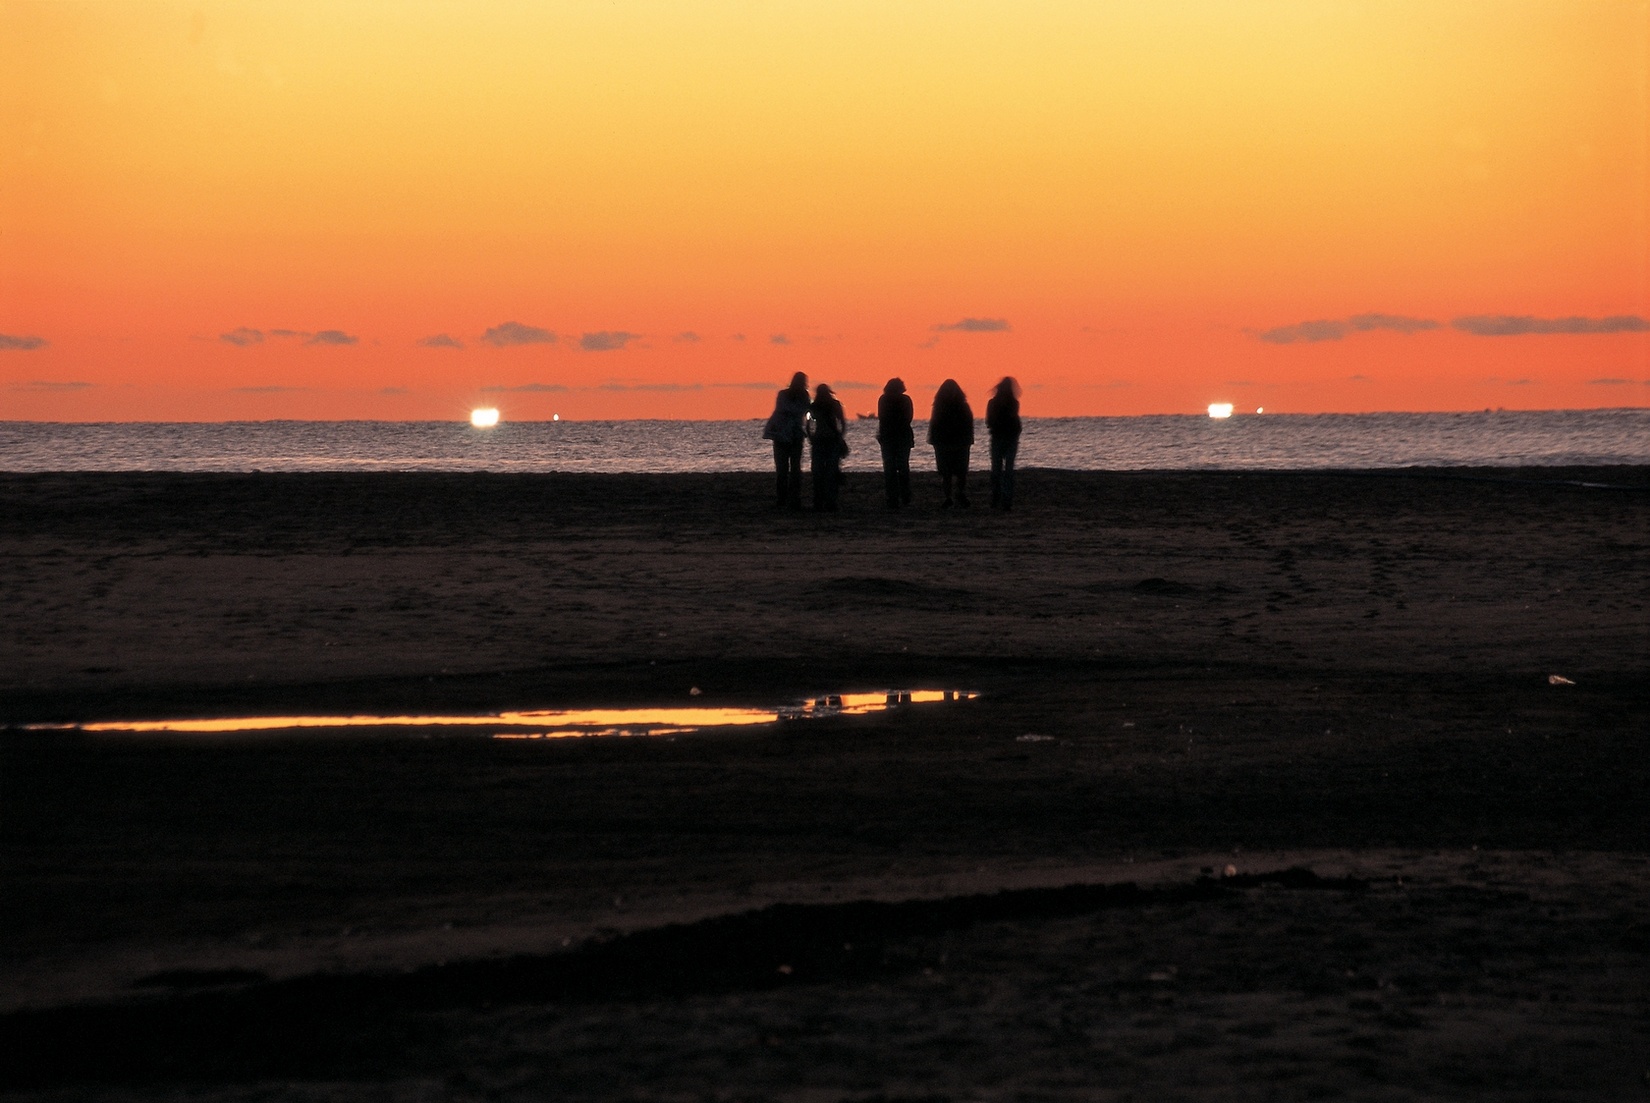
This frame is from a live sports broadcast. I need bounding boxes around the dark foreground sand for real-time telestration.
[2,468,1647,1100]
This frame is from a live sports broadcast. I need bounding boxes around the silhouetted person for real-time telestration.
[876,377,914,509]
[808,383,848,511]
[986,375,1022,510]
[927,378,974,508]
[762,371,809,509]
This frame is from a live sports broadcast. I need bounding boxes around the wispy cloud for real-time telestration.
[481,382,569,393]
[933,317,1011,333]
[232,385,307,393]
[220,326,356,346]
[580,331,639,352]
[0,333,48,351]
[1586,377,1649,386]
[1349,313,1437,334]
[1256,314,1438,344]
[482,321,557,347]
[675,331,701,343]
[1452,314,1650,336]
[11,379,92,391]
[828,380,879,390]
[419,334,464,349]
[769,334,790,345]
[596,380,703,392]
[708,381,778,390]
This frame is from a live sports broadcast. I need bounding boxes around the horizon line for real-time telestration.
[2,406,1648,427]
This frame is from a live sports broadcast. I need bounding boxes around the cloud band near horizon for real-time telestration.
[220,327,358,346]
[1259,313,1649,343]
[1257,314,1438,343]
[581,331,639,351]
[1451,314,1650,336]
[482,321,556,347]
[934,317,1010,332]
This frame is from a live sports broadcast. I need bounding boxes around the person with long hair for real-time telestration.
[760,371,810,509]
[875,377,914,509]
[986,375,1022,510]
[807,382,848,511]
[927,378,974,508]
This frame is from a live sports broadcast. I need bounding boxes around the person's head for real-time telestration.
[995,376,1021,400]
[814,383,834,401]
[883,377,906,395]
[788,371,809,397]
[934,378,965,407]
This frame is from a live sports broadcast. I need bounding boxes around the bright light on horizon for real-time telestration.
[470,408,500,429]
[1208,403,1234,419]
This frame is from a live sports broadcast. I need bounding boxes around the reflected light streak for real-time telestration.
[40,691,979,739]
[70,708,778,735]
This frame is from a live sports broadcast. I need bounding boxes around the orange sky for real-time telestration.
[3,1,1646,420]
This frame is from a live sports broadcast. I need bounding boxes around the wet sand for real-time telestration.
[2,468,1648,1099]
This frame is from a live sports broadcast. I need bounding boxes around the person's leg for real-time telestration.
[823,457,840,510]
[989,440,1004,507]
[881,444,899,507]
[785,442,804,509]
[896,448,911,505]
[773,442,789,507]
[957,452,971,507]
[1002,442,1017,509]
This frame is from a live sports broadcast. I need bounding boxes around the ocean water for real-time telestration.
[0,409,1645,473]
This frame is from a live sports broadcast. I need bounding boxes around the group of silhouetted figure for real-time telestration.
[762,373,1022,513]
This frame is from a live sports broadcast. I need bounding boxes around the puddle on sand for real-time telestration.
[28,690,979,740]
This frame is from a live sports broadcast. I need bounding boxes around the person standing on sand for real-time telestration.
[927,378,974,508]
[762,371,810,510]
[876,377,914,509]
[986,375,1022,511]
[807,382,848,512]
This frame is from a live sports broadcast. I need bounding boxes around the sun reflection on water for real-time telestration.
[34,691,978,740]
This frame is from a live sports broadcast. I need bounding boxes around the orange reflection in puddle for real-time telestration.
[37,692,978,739]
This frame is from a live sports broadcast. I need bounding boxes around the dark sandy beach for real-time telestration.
[2,468,1647,1100]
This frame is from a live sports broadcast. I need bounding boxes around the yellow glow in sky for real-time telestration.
[2,1,1645,417]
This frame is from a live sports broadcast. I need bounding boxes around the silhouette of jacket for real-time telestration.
[876,388,914,447]
[763,388,810,445]
[986,392,1021,441]
[809,392,847,458]
[928,387,974,450]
